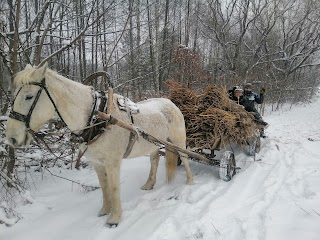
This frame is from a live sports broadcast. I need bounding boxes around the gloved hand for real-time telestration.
[260,87,266,94]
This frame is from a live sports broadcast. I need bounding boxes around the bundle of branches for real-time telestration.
[166,80,258,150]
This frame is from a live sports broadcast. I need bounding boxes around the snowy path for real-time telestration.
[1,99,320,240]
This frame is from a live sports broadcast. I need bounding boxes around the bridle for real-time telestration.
[9,78,66,130]
[9,77,108,144]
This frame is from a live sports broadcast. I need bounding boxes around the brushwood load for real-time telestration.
[166,80,259,151]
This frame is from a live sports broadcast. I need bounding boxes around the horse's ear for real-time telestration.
[25,64,33,70]
[37,62,48,78]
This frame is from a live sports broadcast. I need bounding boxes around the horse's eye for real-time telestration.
[25,95,33,100]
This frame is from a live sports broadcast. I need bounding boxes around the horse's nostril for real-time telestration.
[11,138,17,146]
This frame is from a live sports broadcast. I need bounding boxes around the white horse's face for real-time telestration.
[6,64,55,147]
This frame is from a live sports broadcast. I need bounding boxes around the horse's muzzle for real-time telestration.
[10,137,17,146]
[7,132,32,148]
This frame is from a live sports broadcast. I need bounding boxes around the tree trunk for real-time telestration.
[129,0,135,99]
[7,0,21,184]
[185,0,191,47]
[158,0,170,91]
[136,0,142,99]
[154,0,161,93]
[146,0,156,90]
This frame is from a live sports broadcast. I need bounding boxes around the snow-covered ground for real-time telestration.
[1,97,320,240]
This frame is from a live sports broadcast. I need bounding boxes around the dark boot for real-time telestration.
[255,118,268,126]
[260,128,267,138]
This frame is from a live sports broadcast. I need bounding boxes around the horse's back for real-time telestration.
[137,98,184,125]
[137,97,175,109]
[136,98,186,143]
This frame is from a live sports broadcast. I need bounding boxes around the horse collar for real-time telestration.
[78,90,108,144]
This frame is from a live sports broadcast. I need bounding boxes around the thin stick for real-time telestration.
[44,168,100,191]
[312,209,320,216]
[295,202,309,214]
[211,221,222,235]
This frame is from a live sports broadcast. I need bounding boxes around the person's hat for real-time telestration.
[244,83,252,89]
[233,85,243,92]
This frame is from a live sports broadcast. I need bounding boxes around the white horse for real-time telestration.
[6,63,193,227]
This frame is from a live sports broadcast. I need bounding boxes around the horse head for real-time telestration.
[6,63,56,147]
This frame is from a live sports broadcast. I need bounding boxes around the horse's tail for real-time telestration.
[165,148,178,183]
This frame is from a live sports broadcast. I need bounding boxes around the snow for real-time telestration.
[1,97,320,240]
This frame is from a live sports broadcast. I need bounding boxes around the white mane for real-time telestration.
[14,64,91,94]
[13,64,44,86]
[13,63,93,132]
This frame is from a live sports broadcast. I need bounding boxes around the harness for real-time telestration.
[9,78,138,157]
[79,90,108,143]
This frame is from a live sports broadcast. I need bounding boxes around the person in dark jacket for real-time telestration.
[243,83,268,137]
[242,83,264,118]
[229,84,267,137]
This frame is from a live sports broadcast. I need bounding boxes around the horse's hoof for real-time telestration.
[107,223,118,228]
[106,214,121,227]
[186,179,193,185]
[141,182,155,190]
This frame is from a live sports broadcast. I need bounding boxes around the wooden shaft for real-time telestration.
[95,111,136,133]
[107,87,113,114]
[142,133,211,163]
[95,111,211,164]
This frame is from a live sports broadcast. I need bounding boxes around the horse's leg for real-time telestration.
[93,165,111,216]
[141,149,160,190]
[166,137,193,184]
[104,159,122,227]
[170,137,193,185]
[178,152,193,185]
[165,148,178,183]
